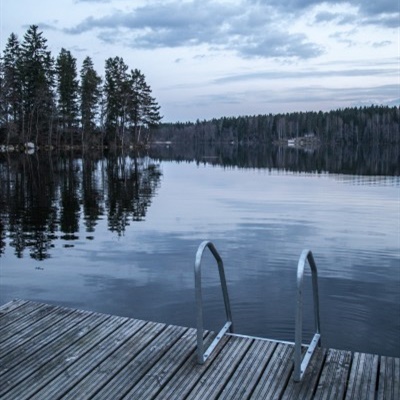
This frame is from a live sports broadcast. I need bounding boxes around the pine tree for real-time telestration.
[19,25,55,145]
[104,56,129,146]
[80,56,102,143]
[56,48,79,144]
[1,33,24,144]
[0,52,8,143]
[128,69,161,144]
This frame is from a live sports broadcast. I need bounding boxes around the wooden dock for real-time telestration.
[0,299,399,399]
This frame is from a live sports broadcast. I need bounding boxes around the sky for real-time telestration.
[0,0,399,122]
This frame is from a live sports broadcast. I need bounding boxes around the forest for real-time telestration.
[0,25,162,149]
[156,105,399,146]
[1,26,398,151]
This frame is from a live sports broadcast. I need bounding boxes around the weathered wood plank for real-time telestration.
[29,318,147,400]
[0,309,91,372]
[313,348,352,400]
[282,347,327,400]
[377,356,400,400]
[185,336,254,399]
[0,301,47,333]
[0,303,54,342]
[249,342,295,400]
[0,305,75,349]
[122,329,209,400]
[217,339,277,400]
[344,352,379,400]
[153,334,231,400]
[59,322,169,399]
[89,324,187,400]
[0,313,112,398]
[0,299,28,316]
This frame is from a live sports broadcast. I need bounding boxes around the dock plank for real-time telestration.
[60,321,162,399]
[153,334,230,399]
[0,313,112,398]
[0,299,28,316]
[185,335,253,399]
[29,318,147,400]
[249,343,294,400]
[0,301,47,333]
[217,339,277,400]
[313,348,352,400]
[122,329,210,400]
[282,347,327,399]
[345,352,379,400]
[0,305,75,350]
[377,356,400,400]
[90,324,188,400]
[0,300,398,400]
[0,309,91,373]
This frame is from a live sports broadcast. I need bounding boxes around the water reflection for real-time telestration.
[0,152,162,260]
[149,142,399,176]
[1,144,398,261]
[0,145,399,357]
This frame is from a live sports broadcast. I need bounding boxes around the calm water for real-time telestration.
[0,148,399,357]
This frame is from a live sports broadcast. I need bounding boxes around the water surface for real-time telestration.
[0,148,399,357]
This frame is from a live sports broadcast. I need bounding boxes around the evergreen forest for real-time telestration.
[0,25,162,149]
[156,105,399,147]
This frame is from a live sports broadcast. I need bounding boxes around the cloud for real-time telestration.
[292,84,399,101]
[372,41,392,48]
[235,31,324,59]
[243,84,400,109]
[173,84,399,119]
[74,0,111,3]
[311,1,399,28]
[261,0,399,22]
[214,68,399,84]
[328,29,359,47]
[361,14,399,29]
[249,0,344,11]
[384,98,400,107]
[22,22,59,31]
[314,12,357,26]
[63,0,398,62]
[360,0,398,16]
[64,1,323,59]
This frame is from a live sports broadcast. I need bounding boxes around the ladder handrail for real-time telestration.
[195,240,233,364]
[294,249,321,382]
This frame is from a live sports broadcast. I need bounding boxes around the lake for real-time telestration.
[0,145,399,357]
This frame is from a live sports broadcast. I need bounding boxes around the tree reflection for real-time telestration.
[60,157,81,236]
[0,219,5,256]
[149,142,399,176]
[2,153,58,259]
[104,154,162,235]
[0,151,162,260]
[82,154,104,233]
[1,143,397,261]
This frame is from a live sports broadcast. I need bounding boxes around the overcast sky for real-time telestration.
[1,0,398,122]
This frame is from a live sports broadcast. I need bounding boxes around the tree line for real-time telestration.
[155,105,399,146]
[0,25,162,149]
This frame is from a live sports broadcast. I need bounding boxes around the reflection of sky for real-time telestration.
[1,161,399,357]
[138,162,399,275]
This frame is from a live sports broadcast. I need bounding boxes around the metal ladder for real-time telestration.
[194,241,321,382]
[194,241,233,364]
[294,249,321,382]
